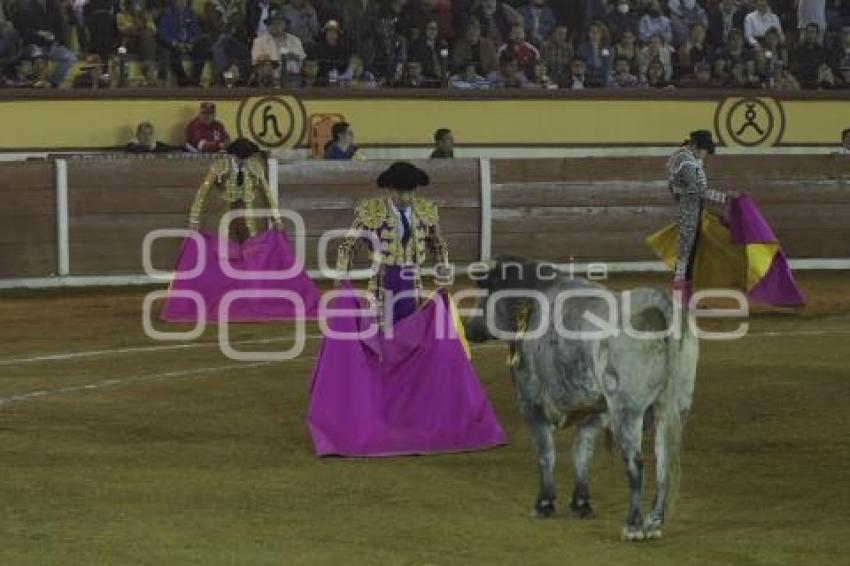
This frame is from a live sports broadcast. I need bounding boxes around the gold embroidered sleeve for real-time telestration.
[189,164,221,227]
[354,198,388,230]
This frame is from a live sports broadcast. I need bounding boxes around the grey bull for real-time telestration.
[463,258,698,541]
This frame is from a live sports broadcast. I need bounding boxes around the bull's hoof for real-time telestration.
[621,525,647,542]
[532,499,556,519]
[570,499,595,519]
[643,516,664,539]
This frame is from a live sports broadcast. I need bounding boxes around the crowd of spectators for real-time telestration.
[1,0,849,89]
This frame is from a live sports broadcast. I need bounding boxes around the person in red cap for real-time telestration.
[185,101,230,153]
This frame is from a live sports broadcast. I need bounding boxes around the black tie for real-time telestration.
[236,167,244,186]
[400,210,411,249]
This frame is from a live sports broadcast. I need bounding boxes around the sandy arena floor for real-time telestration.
[1,272,849,565]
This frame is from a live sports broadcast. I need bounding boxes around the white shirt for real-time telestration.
[744,9,784,46]
[390,201,413,243]
[251,32,306,74]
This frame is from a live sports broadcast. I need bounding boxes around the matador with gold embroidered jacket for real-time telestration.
[336,196,450,322]
[189,157,282,241]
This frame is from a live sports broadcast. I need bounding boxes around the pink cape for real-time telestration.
[307,283,507,457]
[160,229,321,322]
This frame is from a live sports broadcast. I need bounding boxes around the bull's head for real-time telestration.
[463,256,557,343]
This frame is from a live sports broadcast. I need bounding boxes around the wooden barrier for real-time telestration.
[58,157,479,276]
[0,161,56,277]
[0,155,848,283]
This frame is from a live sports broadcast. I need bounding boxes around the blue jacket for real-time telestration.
[157,7,200,46]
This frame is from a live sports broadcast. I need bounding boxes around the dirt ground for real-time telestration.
[1,272,849,566]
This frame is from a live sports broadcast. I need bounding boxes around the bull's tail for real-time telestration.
[659,300,698,515]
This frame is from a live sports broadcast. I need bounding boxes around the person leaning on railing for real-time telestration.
[125,121,176,153]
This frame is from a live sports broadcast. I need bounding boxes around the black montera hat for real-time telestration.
[377,162,430,192]
[689,129,716,154]
[227,138,261,159]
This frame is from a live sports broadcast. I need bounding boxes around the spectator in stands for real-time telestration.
[453,16,498,75]
[288,56,323,87]
[157,0,210,87]
[580,0,609,25]
[281,0,320,51]
[313,19,350,81]
[0,3,21,87]
[125,121,173,153]
[830,24,850,86]
[430,127,454,158]
[21,45,51,87]
[669,0,708,47]
[84,0,117,72]
[518,0,556,46]
[707,0,744,47]
[324,121,360,159]
[639,0,673,43]
[331,0,381,57]
[66,0,90,53]
[717,28,753,66]
[400,59,441,87]
[364,15,408,85]
[613,28,639,71]
[758,26,787,77]
[448,58,490,88]
[246,0,278,42]
[400,0,455,43]
[11,0,76,87]
[607,0,640,43]
[186,102,230,153]
[638,32,673,80]
[577,21,614,84]
[250,54,280,86]
[839,128,850,154]
[709,56,732,85]
[203,0,250,87]
[410,19,449,84]
[117,0,158,86]
[339,54,378,88]
[642,58,674,86]
[827,0,850,31]
[770,62,801,88]
[797,0,826,43]
[498,24,540,73]
[793,22,828,87]
[541,24,573,85]
[607,55,640,86]
[565,56,600,88]
[487,50,531,87]
[744,0,784,47]
[677,22,710,74]
[72,54,109,88]
[527,59,554,87]
[678,58,716,86]
[473,0,523,46]
[728,58,762,86]
[252,10,306,81]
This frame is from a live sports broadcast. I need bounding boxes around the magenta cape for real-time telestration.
[307,284,507,457]
[647,195,804,307]
[160,229,321,322]
[727,195,805,307]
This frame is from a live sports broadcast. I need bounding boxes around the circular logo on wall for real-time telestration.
[714,96,785,147]
[236,95,307,150]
